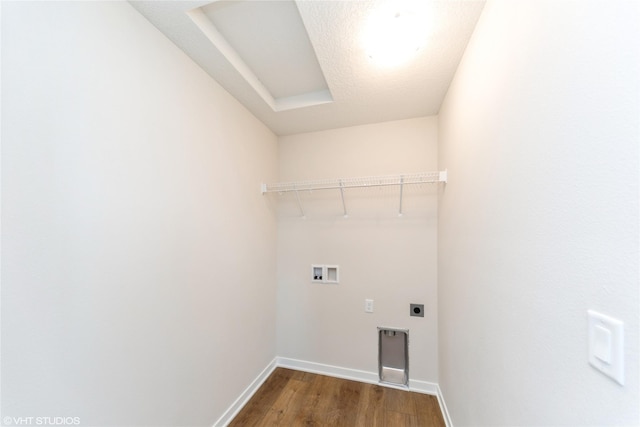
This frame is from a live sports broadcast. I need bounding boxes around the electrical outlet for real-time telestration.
[410,303,424,317]
[365,299,374,313]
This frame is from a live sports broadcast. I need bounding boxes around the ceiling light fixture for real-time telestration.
[362,3,430,68]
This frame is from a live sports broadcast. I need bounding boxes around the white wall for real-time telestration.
[438,1,639,425]
[1,2,277,426]
[276,117,439,384]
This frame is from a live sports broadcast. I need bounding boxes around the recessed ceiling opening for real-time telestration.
[187,0,333,112]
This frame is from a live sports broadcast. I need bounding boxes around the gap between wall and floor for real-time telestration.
[213,357,453,427]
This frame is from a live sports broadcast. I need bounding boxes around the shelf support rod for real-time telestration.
[339,180,348,218]
[293,184,305,219]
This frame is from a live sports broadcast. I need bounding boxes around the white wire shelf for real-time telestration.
[261,170,447,218]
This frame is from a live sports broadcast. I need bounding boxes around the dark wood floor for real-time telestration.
[228,367,446,427]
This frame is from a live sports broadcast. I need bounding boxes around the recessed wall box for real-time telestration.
[311,265,339,284]
[325,265,339,283]
[378,327,409,388]
[311,265,324,282]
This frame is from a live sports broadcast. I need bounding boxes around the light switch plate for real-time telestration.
[588,310,624,385]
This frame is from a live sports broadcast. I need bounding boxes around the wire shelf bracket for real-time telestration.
[261,170,447,217]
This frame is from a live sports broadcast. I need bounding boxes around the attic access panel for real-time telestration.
[191,0,333,111]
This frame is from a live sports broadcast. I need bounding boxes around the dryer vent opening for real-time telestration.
[378,327,408,387]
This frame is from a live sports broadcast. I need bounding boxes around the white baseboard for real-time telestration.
[277,356,379,385]
[213,358,277,427]
[436,384,453,427]
[214,356,450,427]
[276,357,439,395]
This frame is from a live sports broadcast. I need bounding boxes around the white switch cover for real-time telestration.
[588,310,624,385]
[365,299,374,313]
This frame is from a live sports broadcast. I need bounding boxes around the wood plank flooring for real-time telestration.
[228,368,446,427]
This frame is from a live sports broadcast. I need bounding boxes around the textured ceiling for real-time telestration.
[129,0,485,136]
